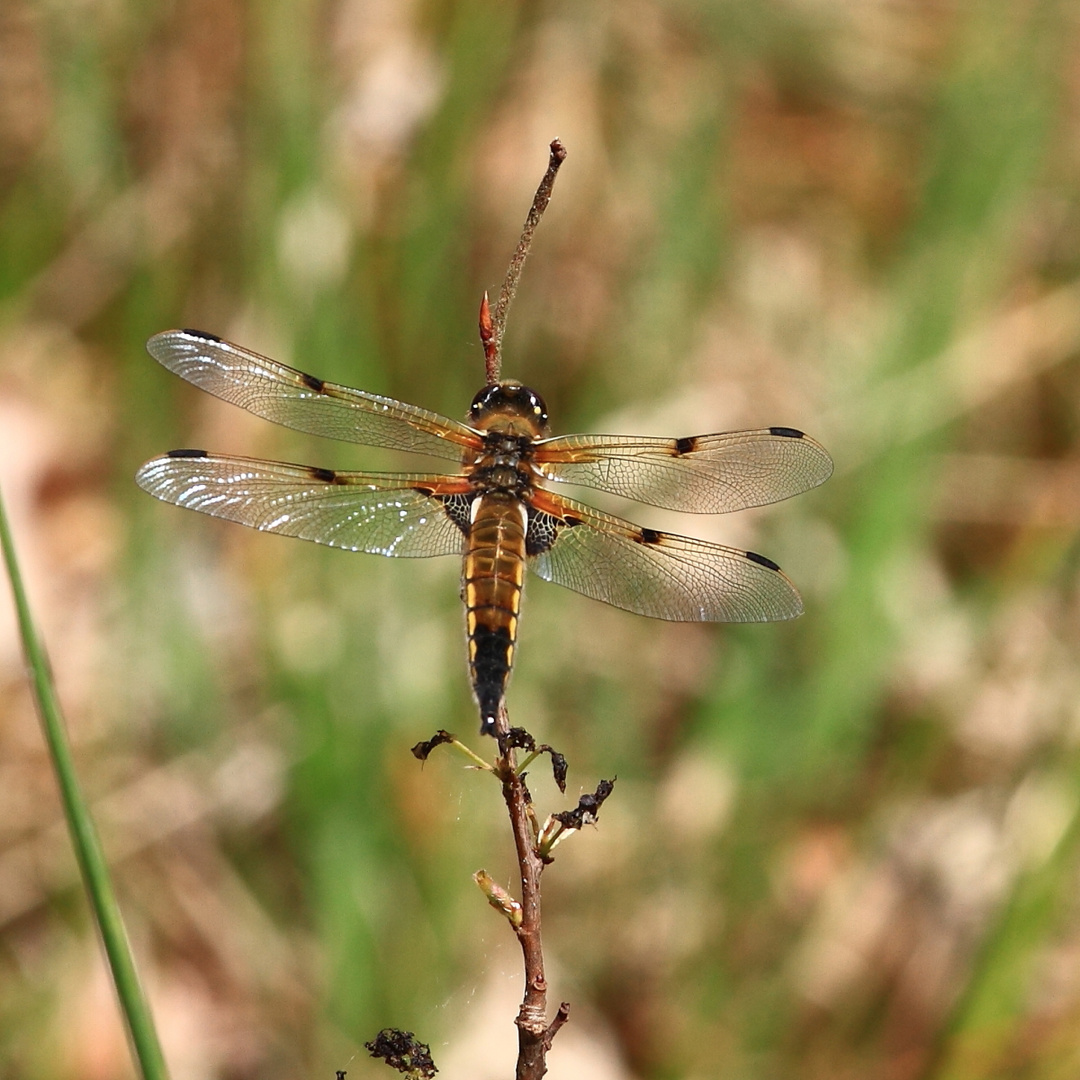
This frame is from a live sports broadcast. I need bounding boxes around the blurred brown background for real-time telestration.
[2,0,1080,1077]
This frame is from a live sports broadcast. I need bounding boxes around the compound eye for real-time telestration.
[470,385,499,416]
[526,389,548,425]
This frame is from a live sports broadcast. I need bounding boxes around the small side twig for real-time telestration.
[482,138,568,383]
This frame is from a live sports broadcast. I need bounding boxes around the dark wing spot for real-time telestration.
[308,466,337,483]
[300,372,326,393]
[769,426,804,439]
[563,513,583,528]
[526,508,560,555]
[440,493,473,535]
[181,329,223,342]
[674,436,697,455]
[639,527,662,545]
[745,550,781,571]
[167,448,209,458]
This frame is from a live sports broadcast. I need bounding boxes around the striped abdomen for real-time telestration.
[464,492,527,734]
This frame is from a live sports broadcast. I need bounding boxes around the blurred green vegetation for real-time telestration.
[3,1,1080,1078]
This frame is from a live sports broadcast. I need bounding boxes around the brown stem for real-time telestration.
[492,705,565,1079]
[484,139,568,384]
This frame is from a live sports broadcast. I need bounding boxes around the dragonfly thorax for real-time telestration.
[469,448,538,499]
[463,425,544,494]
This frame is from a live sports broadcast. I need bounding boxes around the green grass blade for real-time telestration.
[0,486,170,1080]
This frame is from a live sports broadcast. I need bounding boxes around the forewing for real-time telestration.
[535,428,833,513]
[527,492,802,622]
[147,329,480,460]
[136,452,468,557]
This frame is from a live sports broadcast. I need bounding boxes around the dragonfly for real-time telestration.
[136,329,832,735]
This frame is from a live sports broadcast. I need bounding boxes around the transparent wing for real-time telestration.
[136,451,468,557]
[147,329,480,460]
[534,428,833,513]
[527,491,803,622]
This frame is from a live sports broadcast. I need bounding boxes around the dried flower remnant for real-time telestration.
[410,730,455,760]
[553,778,616,830]
[364,1029,438,1079]
[502,727,569,793]
[410,728,494,773]
[538,778,617,862]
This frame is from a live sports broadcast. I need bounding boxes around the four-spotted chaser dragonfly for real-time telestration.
[136,329,832,734]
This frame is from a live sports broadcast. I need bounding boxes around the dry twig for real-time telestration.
[481,139,567,383]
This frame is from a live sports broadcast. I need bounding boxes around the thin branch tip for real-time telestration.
[484,140,569,383]
[544,1002,571,1047]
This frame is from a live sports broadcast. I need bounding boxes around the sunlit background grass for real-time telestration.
[3,1,1080,1077]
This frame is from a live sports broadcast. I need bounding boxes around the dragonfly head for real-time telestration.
[469,381,550,437]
